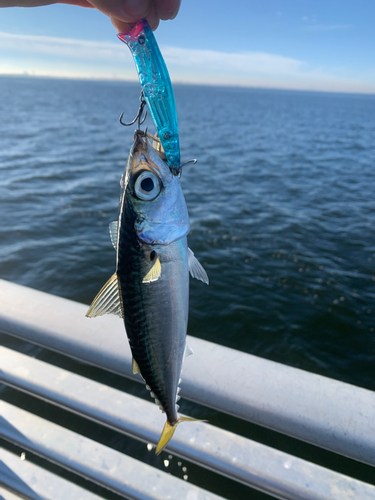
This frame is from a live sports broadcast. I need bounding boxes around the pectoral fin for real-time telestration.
[184,343,194,358]
[143,256,161,283]
[188,248,209,284]
[86,273,123,318]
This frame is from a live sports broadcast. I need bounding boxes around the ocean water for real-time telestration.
[1,76,375,498]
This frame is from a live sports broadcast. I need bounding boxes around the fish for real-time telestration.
[117,20,180,171]
[86,131,208,454]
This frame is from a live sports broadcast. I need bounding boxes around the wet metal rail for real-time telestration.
[0,279,375,500]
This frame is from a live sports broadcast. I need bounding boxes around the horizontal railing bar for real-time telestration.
[0,486,27,500]
[0,279,374,467]
[1,347,375,500]
[0,447,106,500]
[0,401,225,500]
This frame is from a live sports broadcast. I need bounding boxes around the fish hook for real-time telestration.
[171,159,197,177]
[120,92,148,128]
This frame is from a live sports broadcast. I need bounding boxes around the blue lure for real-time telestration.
[118,20,180,170]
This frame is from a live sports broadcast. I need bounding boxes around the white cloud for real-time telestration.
[0,31,137,80]
[0,31,374,94]
[0,31,123,60]
[162,46,375,94]
[162,46,303,77]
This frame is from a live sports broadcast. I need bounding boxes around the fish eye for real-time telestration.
[134,171,161,201]
[138,35,146,45]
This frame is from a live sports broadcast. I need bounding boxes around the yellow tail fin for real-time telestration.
[155,417,202,455]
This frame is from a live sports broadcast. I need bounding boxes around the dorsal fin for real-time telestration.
[85,273,123,318]
[109,221,118,249]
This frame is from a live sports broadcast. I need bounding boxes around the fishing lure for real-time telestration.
[117,20,180,171]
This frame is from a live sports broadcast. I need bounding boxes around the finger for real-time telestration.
[0,1,93,6]
[145,4,160,31]
[88,0,152,22]
[112,4,159,33]
[59,1,94,6]
[110,16,131,33]
[154,0,181,20]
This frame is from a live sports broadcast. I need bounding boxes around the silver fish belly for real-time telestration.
[87,131,208,454]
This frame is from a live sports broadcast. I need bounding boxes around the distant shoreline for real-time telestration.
[1,72,375,97]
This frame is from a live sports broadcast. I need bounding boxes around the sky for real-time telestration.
[1,0,375,93]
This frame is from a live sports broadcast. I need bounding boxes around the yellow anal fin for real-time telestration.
[86,273,123,318]
[132,357,142,376]
[155,416,205,456]
[143,256,161,283]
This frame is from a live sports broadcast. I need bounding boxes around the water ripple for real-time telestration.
[0,77,374,392]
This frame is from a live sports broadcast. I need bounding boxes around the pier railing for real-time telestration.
[1,279,374,500]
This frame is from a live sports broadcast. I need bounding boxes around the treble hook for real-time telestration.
[119,92,147,128]
[171,159,197,177]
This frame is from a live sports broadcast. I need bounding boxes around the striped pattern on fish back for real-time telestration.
[116,192,179,424]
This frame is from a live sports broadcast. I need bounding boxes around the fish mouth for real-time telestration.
[132,130,168,164]
[132,130,148,154]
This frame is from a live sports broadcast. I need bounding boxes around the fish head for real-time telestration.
[125,132,189,245]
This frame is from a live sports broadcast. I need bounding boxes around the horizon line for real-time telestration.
[1,71,375,97]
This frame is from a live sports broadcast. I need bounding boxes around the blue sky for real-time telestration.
[1,0,375,93]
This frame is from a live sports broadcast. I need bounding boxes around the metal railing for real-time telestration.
[1,279,375,500]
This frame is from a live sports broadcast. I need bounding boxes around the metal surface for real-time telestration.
[0,279,374,467]
[0,447,105,500]
[0,487,26,500]
[0,402,224,500]
[2,347,375,500]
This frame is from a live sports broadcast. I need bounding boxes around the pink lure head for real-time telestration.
[117,19,149,46]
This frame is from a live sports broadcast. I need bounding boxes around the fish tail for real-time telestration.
[155,416,203,455]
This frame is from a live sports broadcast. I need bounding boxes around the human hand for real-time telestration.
[0,0,181,32]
